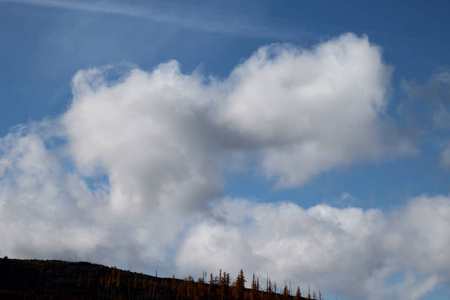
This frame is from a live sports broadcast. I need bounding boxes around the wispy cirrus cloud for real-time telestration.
[1,0,303,39]
[2,0,145,16]
[402,70,450,169]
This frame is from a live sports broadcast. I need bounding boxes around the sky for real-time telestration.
[1,0,450,299]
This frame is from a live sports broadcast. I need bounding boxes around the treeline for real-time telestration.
[0,257,320,300]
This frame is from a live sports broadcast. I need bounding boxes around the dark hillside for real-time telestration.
[0,257,316,300]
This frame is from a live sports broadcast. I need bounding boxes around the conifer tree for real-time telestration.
[266,278,273,300]
[218,270,231,300]
[283,284,290,300]
[251,274,260,300]
[209,273,216,299]
[294,287,301,300]
[232,269,246,300]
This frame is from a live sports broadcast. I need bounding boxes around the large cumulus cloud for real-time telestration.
[219,33,410,187]
[1,33,444,299]
[63,33,414,201]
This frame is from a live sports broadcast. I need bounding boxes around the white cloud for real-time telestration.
[0,122,201,274]
[63,33,412,214]
[0,124,106,260]
[177,196,450,300]
[65,62,223,215]
[0,123,448,299]
[387,195,450,277]
[218,33,415,187]
[0,33,434,299]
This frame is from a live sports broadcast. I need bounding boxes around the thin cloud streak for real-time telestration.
[2,0,145,17]
[2,0,304,39]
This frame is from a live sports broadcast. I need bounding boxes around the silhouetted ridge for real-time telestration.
[0,257,319,299]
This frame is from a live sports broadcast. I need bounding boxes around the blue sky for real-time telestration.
[1,1,450,299]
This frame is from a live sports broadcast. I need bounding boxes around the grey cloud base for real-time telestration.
[0,33,442,300]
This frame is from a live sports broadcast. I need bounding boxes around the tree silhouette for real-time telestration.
[0,258,326,300]
[232,269,246,300]
[294,286,301,300]
[283,284,290,300]
[250,274,260,300]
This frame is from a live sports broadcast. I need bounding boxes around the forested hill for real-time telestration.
[0,257,318,300]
